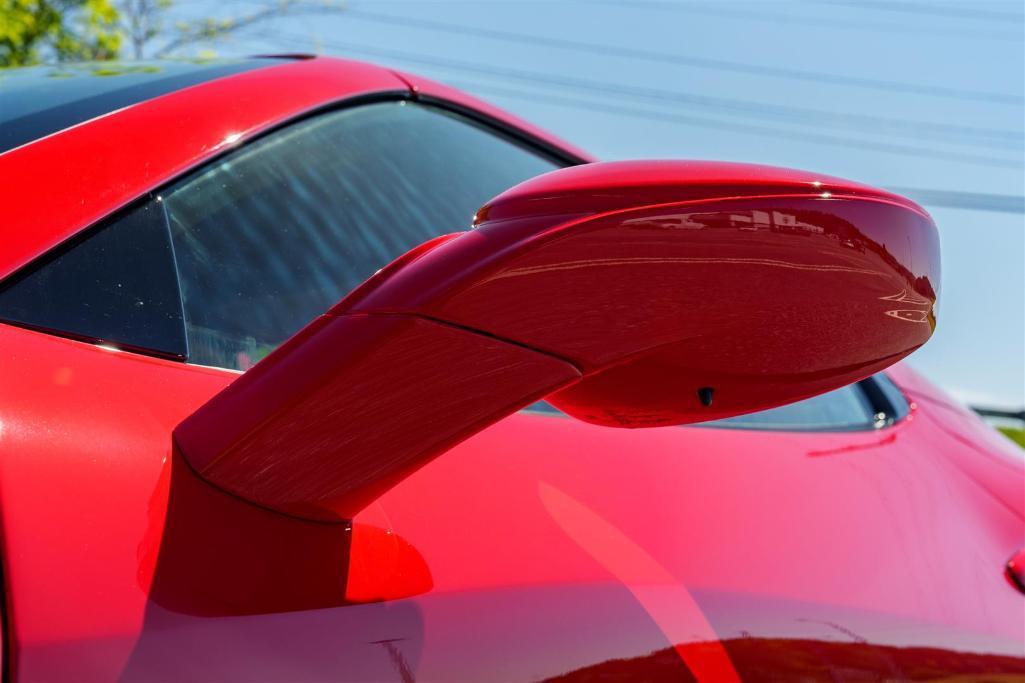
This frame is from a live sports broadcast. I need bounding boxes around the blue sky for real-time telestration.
[175,0,1025,408]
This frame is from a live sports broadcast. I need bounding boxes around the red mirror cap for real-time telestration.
[342,166,938,426]
[480,194,938,427]
[474,160,926,225]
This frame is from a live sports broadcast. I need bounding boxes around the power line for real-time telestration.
[256,29,1021,165]
[615,1,1023,41]
[888,187,1025,214]
[821,1,1025,23]
[343,8,1023,105]
[272,36,1023,149]
[432,77,1021,170]
[231,29,1025,212]
[456,75,1024,211]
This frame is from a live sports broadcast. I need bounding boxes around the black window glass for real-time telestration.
[0,201,187,357]
[706,382,878,431]
[528,379,885,432]
[163,101,559,370]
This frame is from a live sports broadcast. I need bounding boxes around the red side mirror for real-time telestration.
[175,160,939,521]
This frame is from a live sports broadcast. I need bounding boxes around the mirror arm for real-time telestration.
[174,312,580,521]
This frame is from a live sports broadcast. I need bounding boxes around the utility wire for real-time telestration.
[435,77,1020,170]
[616,1,1022,41]
[820,0,1025,23]
[343,8,1023,106]
[455,78,1025,211]
[253,31,1025,208]
[282,36,1022,150]
[888,187,1025,214]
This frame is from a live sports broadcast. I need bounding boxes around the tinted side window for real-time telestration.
[528,375,907,433]
[708,382,878,431]
[0,201,186,357]
[163,101,559,370]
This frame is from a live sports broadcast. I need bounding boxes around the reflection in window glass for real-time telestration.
[707,383,877,431]
[527,381,881,432]
[163,101,559,370]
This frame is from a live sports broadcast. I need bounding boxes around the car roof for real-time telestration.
[0,56,591,283]
[0,58,285,155]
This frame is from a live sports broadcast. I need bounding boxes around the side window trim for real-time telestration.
[157,194,192,361]
[863,373,912,426]
[414,94,590,167]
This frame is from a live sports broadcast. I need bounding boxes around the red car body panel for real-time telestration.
[0,57,1021,682]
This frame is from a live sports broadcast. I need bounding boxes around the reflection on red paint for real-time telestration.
[807,432,898,457]
[538,482,741,683]
[346,524,434,604]
[542,638,1025,682]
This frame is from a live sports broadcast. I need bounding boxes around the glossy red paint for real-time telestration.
[345,523,434,604]
[475,159,928,222]
[0,57,1021,683]
[888,363,1025,518]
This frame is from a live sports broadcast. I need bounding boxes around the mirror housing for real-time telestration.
[175,160,939,521]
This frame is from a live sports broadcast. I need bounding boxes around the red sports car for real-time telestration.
[0,56,1022,682]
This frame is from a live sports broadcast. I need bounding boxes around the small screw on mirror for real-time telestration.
[697,387,714,407]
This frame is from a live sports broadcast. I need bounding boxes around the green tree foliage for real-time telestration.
[1,0,121,66]
[2,0,343,66]
[998,426,1025,450]
[152,0,344,59]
